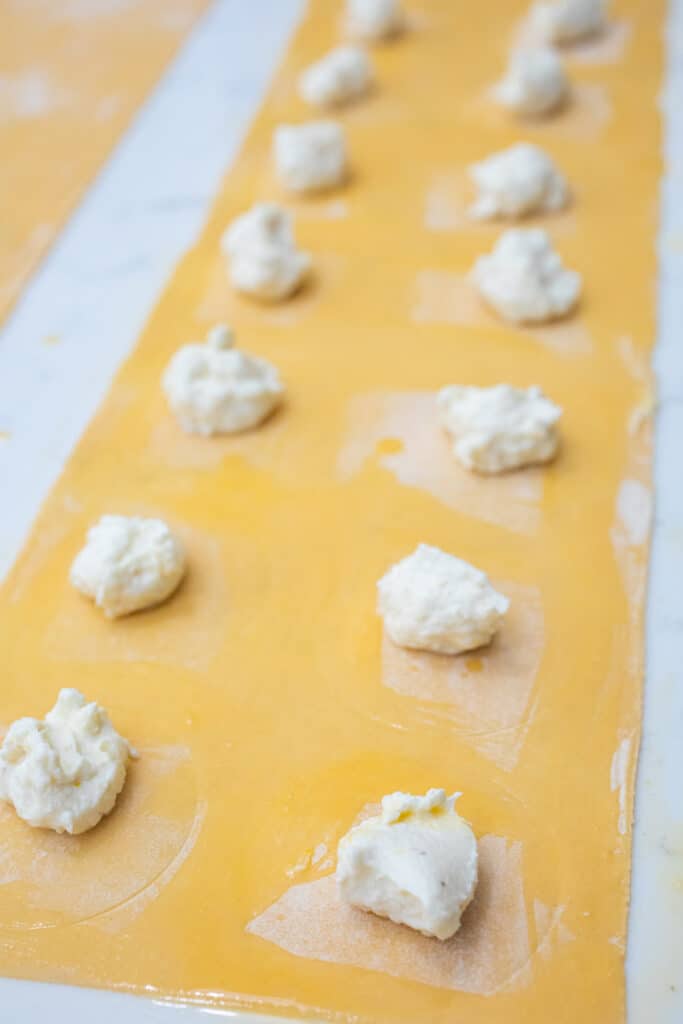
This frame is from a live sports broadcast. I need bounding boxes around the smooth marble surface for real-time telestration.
[0,0,680,1020]
[627,2,683,1020]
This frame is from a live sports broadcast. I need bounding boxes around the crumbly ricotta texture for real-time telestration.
[473,227,582,324]
[274,121,347,194]
[162,325,284,437]
[221,202,311,302]
[377,543,509,655]
[299,46,372,109]
[336,789,478,941]
[346,0,403,40]
[0,689,132,835]
[469,142,569,220]
[70,515,186,619]
[495,46,569,116]
[531,0,607,44]
[438,384,562,474]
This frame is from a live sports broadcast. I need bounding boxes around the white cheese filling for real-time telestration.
[221,202,311,302]
[70,514,186,618]
[273,121,348,194]
[438,383,562,473]
[469,142,568,220]
[377,543,509,655]
[346,0,404,41]
[337,789,478,940]
[495,46,569,116]
[472,227,582,324]
[162,324,284,437]
[0,688,132,835]
[299,46,372,108]
[531,0,607,44]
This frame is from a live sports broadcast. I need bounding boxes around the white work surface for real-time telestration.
[0,1,681,1021]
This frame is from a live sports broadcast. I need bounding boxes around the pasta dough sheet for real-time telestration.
[249,836,541,996]
[0,0,210,322]
[0,1,662,1022]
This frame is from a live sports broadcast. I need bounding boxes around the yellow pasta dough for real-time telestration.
[0,1,661,1021]
[0,0,210,321]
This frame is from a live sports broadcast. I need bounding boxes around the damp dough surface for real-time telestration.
[0,1,661,1022]
[0,0,210,322]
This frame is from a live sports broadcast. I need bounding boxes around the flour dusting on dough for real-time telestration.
[424,172,470,231]
[249,835,533,995]
[533,899,574,962]
[610,407,653,638]
[96,94,123,122]
[95,797,207,934]
[616,336,649,382]
[338,392,543,536]
[610,735,633,836]
[0,70,70,120]
[45,525,226,671]
[424,166,576,234]
[552,82,613,138]
[512,13,632,65]
[470,81,611,143]
[0,745,201,931]
[615,480,652,547]
[381,583,544,771]
[611,475,653,621]
[615,338,656,434]
[411,271,591,354]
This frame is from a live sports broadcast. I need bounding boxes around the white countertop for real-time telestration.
[0,0,681,1020]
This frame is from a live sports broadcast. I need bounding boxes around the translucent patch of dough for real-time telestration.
[615,480,651,548]
[616,337,656,433]
[0,745,202,931]
[617,335,651,385]
[424,171,471,231]
[412,270,591,355]
[148,398,330,484]
[513,14,632,65]
[423,169,575,233]
[249,835,536,995]
[294,198,349,220]
[45,525,226,671]
[610,734,633,837]
[611,476,652,610]
[15,0,138,18]
[533,899,575,961]
[610,408,653,618]
[338,392,543,537]
[0,70,70,120]
[604,411,652,752]
[381,583,544,771]
[469,81,611,142]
